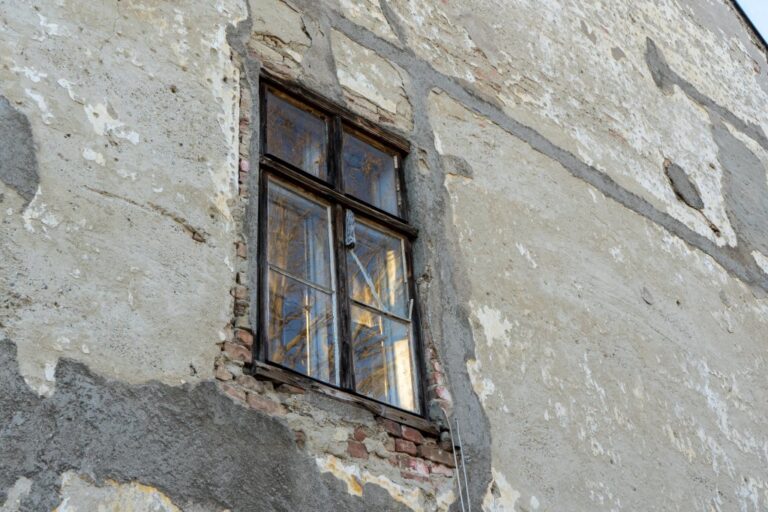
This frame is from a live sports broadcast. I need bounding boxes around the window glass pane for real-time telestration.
[342,130,399,215]
[266,89,328,179]
[347,221,408,317]
[268,182,332,288]
[268,271,338,384]
[351,306,417,412]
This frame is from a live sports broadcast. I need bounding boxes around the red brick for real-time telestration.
[398,455,429,476]
[240,159,250,173]
[353,426,367,442]
[246,393,285,415]
[234,329,253,347]
[395,439,418,456]
[377,417,401,437]
[223,342,252,363]
[401,425,424,444]
[433,385,452,401]
[400,471,429,482]
[347,440,369,459]
[418,444,455,467]
[220,383,246,401]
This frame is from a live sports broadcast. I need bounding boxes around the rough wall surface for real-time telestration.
[1,0,767,511]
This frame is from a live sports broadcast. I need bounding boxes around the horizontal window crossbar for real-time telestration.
[261,155,418,239]
[351,298,412,324]
[268,264,335,295]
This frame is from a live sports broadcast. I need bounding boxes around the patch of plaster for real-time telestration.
[473,305,513,348]
[753,251,768,275]
[54,473,183,512]
[330,29,412,130]
[481,469,520,512]
[466,358,495,406]
[83,103,140,145]
[315,455,425,511]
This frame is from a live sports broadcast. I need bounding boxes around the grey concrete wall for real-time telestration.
[1,0,768,510]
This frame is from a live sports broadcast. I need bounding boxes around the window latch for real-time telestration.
[345,210,356,248]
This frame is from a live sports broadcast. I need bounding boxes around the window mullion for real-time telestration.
[329,115,354,392]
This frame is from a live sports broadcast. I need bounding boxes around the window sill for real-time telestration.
[250,360,440,436]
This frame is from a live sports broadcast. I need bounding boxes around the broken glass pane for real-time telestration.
[342,130,399,215]
[268,182,332,288]
[347,221,407,317]
[266,89,328,179]
[267,181,338,384]
[268,271,337,384]
[351,306,417,412]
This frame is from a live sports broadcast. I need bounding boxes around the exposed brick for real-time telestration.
[214,365,233,381]
[400,471,429,482]
[233,300,249,316]
[347,440,369,459]
[398,454,430,476]
[430,463,455,477]
[236,241,247,259]
[234,374,264,393]
[353,426,367,442]
[395,438,418,456]
[401,425,424,444]
[433,385,452,401]
[294,430,306,448]
[236,271,247,284]
[231,285,248,300]
[223,342,252,364]
[246,393,285,415]
[220,383,246,402]
[240,159,250,172]
[418,444,455,467]
[377,417,401,437]
[234,329,253,347]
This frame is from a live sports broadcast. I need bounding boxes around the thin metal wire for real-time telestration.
[455,418,472,512]
[441,408,467,512]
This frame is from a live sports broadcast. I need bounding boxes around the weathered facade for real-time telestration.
[2,0,768,510]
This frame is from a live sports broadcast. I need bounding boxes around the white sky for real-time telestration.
[736,0,768,41]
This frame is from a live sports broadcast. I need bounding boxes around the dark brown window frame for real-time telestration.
[252,72,432,431]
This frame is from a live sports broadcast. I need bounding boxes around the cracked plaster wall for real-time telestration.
[2,0,768,510]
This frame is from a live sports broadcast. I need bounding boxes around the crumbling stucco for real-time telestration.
[2,0,768,510]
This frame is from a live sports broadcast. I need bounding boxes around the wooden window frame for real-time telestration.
[252,72,431,429]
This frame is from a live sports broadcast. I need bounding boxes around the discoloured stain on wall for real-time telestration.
[0,96,38,207]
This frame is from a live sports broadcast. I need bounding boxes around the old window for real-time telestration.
[255,77,425,415]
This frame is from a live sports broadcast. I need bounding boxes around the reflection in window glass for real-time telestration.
[351,306,417,412]
[342,131,399,215]
[266,90,328,179]
[268,183,332,288]
[347,221,407,317]
[267,181,338,384]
